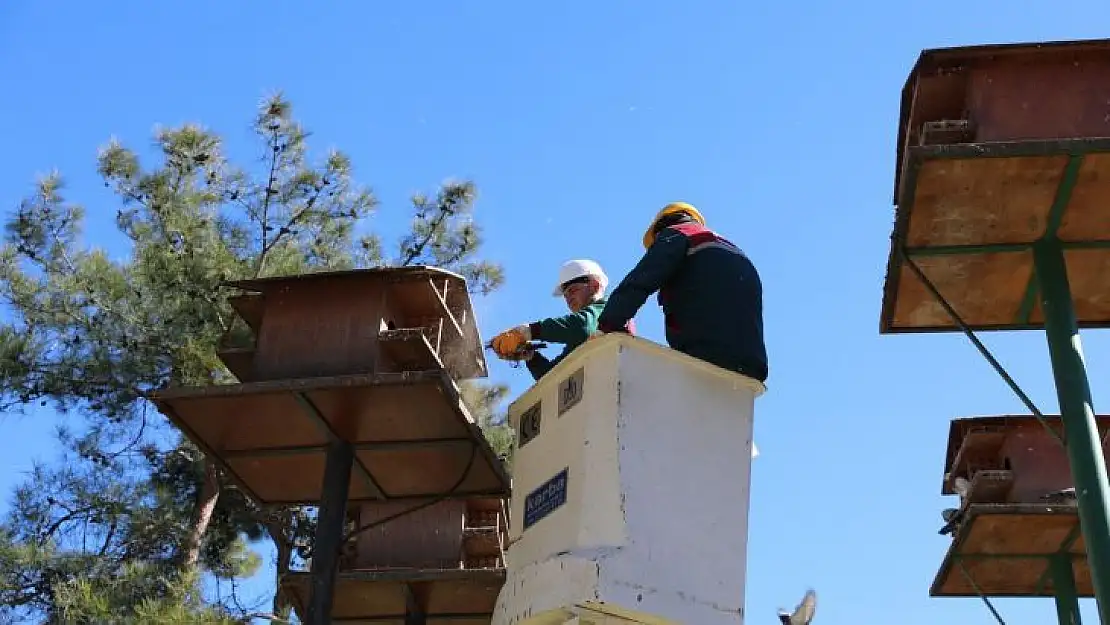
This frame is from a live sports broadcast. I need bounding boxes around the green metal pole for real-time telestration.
[1053,554,1083,625]
[1035,238,1110,625]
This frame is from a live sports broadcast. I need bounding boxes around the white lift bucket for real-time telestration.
[495,334,765,625]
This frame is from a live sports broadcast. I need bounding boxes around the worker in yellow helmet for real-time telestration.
[595,202,768,383]
[489,259,635,381]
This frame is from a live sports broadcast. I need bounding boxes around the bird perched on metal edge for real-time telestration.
[938,507,962,536]
[938,476,972,535]
[778,588,816,625]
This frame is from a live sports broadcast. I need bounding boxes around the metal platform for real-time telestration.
[932,504,1087,597]
[883,138,1110,333]
[282,568,505,624]
[151,371,510,505]
[882,38,1110,333]
[885,39,1110,624]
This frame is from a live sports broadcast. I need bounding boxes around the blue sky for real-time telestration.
[3,2,1110,624]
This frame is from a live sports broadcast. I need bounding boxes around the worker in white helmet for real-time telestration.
[489,259,636,380]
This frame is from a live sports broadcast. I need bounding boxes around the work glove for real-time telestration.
[491,325,530,359]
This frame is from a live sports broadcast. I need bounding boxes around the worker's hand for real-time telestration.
[491,326,529,358]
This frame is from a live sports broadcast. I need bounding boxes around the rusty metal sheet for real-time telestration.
[463,528,501,560]
[894,38,1110,201]
[941,415,1110,494]
[931,504,1086,597]
[282,568,505,623]
[222,266,487,381]
[905,155,1066,248]
[887,251,1033,330]
[226,453,379,502]
[225,266,465,292]
[356,444,502,499]
[350,500,466,569]
[342,496,506,574]
[215,347,254,382]
[229,294,264,332]
[151,372,510,505]
[379,329,443,372]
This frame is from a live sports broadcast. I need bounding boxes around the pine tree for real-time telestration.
[0,94,514,623]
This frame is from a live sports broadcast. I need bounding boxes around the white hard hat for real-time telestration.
[552,259,609,297]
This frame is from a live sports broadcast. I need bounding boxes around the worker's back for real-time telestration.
[658,221,767,382]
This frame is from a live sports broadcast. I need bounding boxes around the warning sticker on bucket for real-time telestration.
[523,467,568,530]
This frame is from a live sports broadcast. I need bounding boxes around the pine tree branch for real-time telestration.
[38,504,101,546]
[255,179,331,277]
[97,519,117,557]
[436,246,470,268]
[254,126,282,276]
[99,406,149,461]
[400,202,455,267]
[38,217,144,339]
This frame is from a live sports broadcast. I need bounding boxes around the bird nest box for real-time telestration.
[882,38,1110,333]
[275,497,507,624]
[931,415,1110,597]
[280,496,509,622]
[216,266,488,382]
[149,267,510,506]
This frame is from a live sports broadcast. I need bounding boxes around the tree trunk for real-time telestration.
[183,460,220,570]
[267,514,295,617]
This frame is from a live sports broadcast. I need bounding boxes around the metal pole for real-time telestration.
[307,439,354,625]
[1035,238,1110,625]
[1053,555,1083,625]
[404,583,427,625]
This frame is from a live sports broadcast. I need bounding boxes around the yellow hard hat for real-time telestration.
[642,202,705,248]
